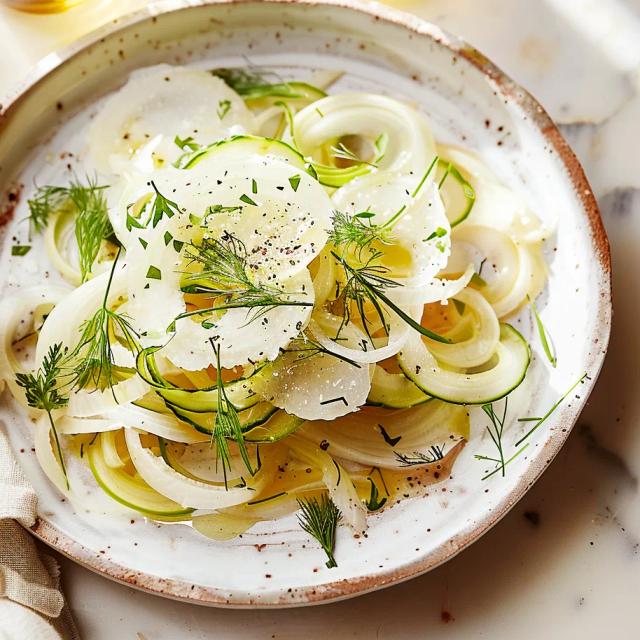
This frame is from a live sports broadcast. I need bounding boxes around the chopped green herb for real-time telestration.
[126,211,145,232]
[138,238,148,249]
[217,99,231,120]
[11,245,31,256]
[251,178,258,194]
[27,177,113,281]
[330,141,377,168]
[424,226,448,242]
[239,194,257,206]
[27,185,69,233]
[72,178,112,282]
[174,135,200,152]
[329,209,390,257]
[173,136,202,168]
[378,423,401,447]
[332,250,450,344]
[172,233,312,328]
[68,250,140,393]
[379,156,439,231]
[365,478,387,511]
[452,299,466,315]
[146,265,162,280]
[374,132,389,163]
[288,174,301,192]
[149,181,180,228]
[247,491,288,506]
[163,231,173,246]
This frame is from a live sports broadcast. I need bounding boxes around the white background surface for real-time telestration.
[1,1,639,638]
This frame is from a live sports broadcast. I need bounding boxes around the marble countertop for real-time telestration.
[1,0,637,637]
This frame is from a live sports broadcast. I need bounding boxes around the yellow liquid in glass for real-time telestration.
[2,0,84,13]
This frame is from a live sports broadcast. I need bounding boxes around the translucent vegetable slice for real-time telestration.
[291,93,437,177]
[88,64,255,174]
[255,313,372,420]
[161,268,314,370]
[398,324,530,405]
[124,428,262,509]
[301,400,469,469]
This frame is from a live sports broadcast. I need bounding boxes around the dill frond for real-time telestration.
[528,294,557,368]
[15,343,70,487]
[66,249,139,394]
[27,185,69,233]
[173,233,312,328]
[328,209,390,257]
[331,250,450,344]
[210,339,254,488]
[297,494,342,568]
[27,177,113,282]
[70,177,112,282]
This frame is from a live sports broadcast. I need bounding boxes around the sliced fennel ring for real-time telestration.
[425,287,501,369]
[440,145,552,242]
[88,433,194,521]
[57,404,208,444]
[290,93,437,178]
[308,308,417,365]
[288,435,366,532]
[0,286,69,405]
[448,225,519,310]
[449,225,547,319]
[124,428,262,509]
[491,243,547,319]
[301,400,469,469]
[398,324,530,404]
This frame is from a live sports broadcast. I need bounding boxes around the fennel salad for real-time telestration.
[0,64,563,567]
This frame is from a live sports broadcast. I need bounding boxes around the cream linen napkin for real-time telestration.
[0,425,79,640]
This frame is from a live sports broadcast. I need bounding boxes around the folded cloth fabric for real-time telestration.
[0,425,79,640]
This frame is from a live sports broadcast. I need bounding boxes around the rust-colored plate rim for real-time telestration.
[5,0,611,608]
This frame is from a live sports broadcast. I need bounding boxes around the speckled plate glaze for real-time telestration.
[0,0,611,608]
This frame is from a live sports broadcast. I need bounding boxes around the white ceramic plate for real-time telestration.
[0,0,610,607]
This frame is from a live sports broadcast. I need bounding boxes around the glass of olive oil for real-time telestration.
[0,0,85,12]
